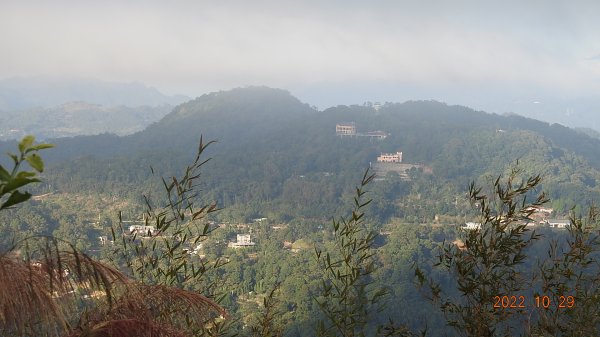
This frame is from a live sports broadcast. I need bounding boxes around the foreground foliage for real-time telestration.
[0,137,227,337]
[534,207,600,336]
[315,170,420,337]
[0,135,53,210]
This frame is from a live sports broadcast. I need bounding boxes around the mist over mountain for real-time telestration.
[5,2,600,334]
[0,101,173,140]
[500,96,600,132]
[293,83,600,132]
[26,86,600,222]
[5,86,600,335]
[0,77,189,141]
[0,77,189,110]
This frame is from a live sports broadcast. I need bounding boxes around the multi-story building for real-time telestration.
[336,122,357,136]
[377,152,403,163]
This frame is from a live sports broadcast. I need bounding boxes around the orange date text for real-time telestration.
[493,295,575,309]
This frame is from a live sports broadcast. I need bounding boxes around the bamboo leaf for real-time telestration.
[25,153,44,172]
[1,190,31,209]
[18,135,35,153]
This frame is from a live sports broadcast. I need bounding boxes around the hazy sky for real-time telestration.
[2,0,600,110]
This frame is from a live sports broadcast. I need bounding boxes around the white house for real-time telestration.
[377,152,403,163]
[462,222,482,230]
[228,234,256,248]
[546,219,570,229]
[129,225,158,236]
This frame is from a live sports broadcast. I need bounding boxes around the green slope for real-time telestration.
[25,87,600,221]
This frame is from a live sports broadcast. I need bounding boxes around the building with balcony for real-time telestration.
[336,122,357,136]
[377,152,403,163]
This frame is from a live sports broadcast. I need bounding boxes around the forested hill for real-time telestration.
[25,86,600,221]
[134,86,317,152]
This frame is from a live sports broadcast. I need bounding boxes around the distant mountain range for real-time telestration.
[0,101,173,140]
[498,97,600,132]
[0,77,189,110]
[0,77,190,140]
[3,77,600,142]
[291,83,600,132]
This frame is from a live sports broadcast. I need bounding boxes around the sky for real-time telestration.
[2,0,600,118]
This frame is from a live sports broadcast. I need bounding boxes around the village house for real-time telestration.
[546,219,570,229]
[462,222,482,230]
[526,206,554,220]
[271,224,287,230]
[128,225,158,237]
[228,234,256,248]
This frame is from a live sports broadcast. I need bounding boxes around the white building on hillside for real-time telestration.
[462,222,482,230]
[377,152,403,163]
[228,234,256,248]
[336,122,357,136]
[546,219,570,229]
[129,225,158,237]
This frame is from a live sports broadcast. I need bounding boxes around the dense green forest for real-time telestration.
[20,86,600,222]
[2,87,600,336]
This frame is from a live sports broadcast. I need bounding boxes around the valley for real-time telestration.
[3,86,600,336]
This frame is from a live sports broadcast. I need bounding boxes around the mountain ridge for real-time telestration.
[22,86,600,222]
[0,77,189,110]
[0,101,173,140]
